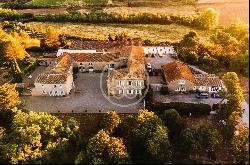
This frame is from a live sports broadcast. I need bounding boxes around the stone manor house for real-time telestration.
[32,40,223,96]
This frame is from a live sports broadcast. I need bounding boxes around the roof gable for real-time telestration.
[162,60,195,83]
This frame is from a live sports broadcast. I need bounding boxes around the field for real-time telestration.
[27,22,212,42]
[196,1,249,25]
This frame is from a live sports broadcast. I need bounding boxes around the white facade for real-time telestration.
[32,74,74,96]
[143,46,175,55]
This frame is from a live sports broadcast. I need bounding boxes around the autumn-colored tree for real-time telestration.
[218,72,244,140]
[0,83,21,111]
[194,8,219,30]
[210,31,240,60]
[76,130,129,164]
[41,26,61,50]
[0,29,29,81]
[0,110,79,164]
[225,19,249,42]
[230,124,249,164]
[99,110,121,134]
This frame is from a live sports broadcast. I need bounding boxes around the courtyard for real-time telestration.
[21,72,143,113]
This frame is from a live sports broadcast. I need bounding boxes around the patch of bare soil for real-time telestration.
[17,7,67,14]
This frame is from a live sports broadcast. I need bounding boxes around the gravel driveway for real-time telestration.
[21,73,143,113]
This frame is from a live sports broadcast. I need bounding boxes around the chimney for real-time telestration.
[102,49,105,55]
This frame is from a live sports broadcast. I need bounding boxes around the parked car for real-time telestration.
[211,93,221,98]
[195,92,209,99]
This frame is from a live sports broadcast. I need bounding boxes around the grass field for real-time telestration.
[27,22,212,42]
[17,0,249,26]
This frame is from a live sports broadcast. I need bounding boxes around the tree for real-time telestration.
[0,30,29,77]
[179,128,201,158]
[99,111,121,134]
[210,31,240,62]
[41,26,61,50]
[225,19,249,42]
[185,51,198,64]
[79,130,129,164]
[230,50,249,76]
[194,8,219,30]
[230,124,249,164]
[0,83,21,111]
[0,110,79,164]
[218,72,244,140]
[178,31,201,64]
[160,109,184,138]
[124,109,172,163]
[0,83,21,128]
[197,124,222,151]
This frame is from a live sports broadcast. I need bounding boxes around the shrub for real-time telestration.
[146,101,211,115]
[212,103,227,111]
[160,85,169,95]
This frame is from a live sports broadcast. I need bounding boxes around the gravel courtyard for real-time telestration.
[21,73,143,113]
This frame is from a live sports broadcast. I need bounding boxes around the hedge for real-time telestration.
[0,8,215,30]
[212,103,227,111]
[146,101,212,115]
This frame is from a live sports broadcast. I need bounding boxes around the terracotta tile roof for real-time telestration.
[69,40,132,50]
[194,74,222,86]
[162,60,195,83]
[35,72,68,84]
[108,46,146,80]
[68,52,120,62]
[54,54,72,73]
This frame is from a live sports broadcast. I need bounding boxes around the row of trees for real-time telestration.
[177,19,249,76]
[0,8,218,30]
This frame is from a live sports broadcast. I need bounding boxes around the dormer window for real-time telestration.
[179,80,185,84]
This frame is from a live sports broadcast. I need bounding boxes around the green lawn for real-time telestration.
[27,22,212,42]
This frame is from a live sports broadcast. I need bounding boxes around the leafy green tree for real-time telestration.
[99,110,121,134]
[179,128,201,158]
[185,51,198,64]
[41,26,61,50]
[230,124,249,164]
[0,110,79,164]
[78,130,129,164]
[178,31,200,64]
[119,109,172,163]
[160,109,184,138]
[194,8,219,30]
[197,124,222,151]
[230,50,249,76]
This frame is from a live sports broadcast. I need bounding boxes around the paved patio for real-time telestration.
[21,73,143,113]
